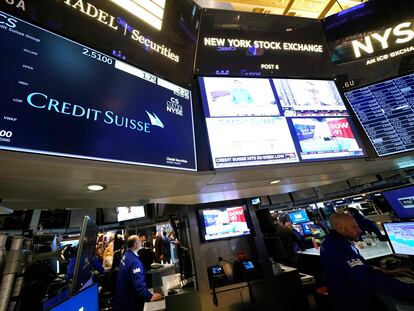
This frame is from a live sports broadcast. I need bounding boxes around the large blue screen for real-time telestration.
[383,185,414,219]
[0,12,196,171]
[50,283,98,311]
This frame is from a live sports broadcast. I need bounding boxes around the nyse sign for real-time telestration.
[352,21,414,58]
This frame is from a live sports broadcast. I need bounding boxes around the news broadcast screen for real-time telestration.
[0,11,196,171]
[199,76,365,168]
[201,206,251,241]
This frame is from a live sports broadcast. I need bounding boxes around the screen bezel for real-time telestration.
[198,76,366,170]
[382,221,414,256]
[197,205,255,243]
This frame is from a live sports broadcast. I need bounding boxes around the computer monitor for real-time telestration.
[382,185,414,219]
[50,283,98,311]
[288,210,310,224]
[301,222,314,235]
[383,222,414,256]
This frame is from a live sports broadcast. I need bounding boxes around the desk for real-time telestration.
[298,241,392,260]
[143,300,165,311]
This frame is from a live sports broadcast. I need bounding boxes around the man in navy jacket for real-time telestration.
[321,213,414,311]
[115,235,163,311]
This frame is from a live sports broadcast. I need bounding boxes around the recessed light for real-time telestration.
[269,180,281,184]
[86,184,106,191]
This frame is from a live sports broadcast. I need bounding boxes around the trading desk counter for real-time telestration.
[298,241,392,260]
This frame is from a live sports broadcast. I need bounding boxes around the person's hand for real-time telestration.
[151,293,163,301]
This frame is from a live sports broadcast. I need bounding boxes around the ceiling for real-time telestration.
[1,147,414,210]
[1,0,410,211]
[194,0,367,19]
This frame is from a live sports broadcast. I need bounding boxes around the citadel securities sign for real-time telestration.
[61,0,180,63]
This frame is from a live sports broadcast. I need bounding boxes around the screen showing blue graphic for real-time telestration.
[344,72,414,157]
[50,283,98,311]
[301,221,314,235]
[288,210,310,224]
[383,222,414,256]
[0,11,196,171]
[382,185,414,219]
[199,76,365,168]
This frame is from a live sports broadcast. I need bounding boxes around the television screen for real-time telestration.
[382,185,414,219]
[344,72,414,157]
[0,11,196,171]
[51,283,98,311]
[116,206,146,222]
[199,206,252,241]
[251,198,261,205]
[199,77,365,168]
[288,210,310,224]
[383,222,414,256]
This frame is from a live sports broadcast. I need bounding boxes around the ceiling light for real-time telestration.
[269,180,281,184]
[86,184,106,192]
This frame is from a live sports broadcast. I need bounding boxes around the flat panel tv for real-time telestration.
[0,11,196,171]
[382,185,414,219]
[199,206,252,242]
[383,222,414,256]
[288,210,310,224]
[51,283,98,311]
[116,206,146,222]
[199,77,365,168]
[344,72,414,157]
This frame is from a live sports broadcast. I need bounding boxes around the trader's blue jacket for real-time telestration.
[320,230,414,311]
[115,249,153,311]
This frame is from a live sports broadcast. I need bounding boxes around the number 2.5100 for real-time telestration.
[82,48,113,65]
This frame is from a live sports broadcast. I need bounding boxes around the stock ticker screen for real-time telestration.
[0,11,196,170]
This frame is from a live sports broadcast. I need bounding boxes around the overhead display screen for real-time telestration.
[196,9,333,78]
[199,77,365,168]
[0,11,196,171]
[0,0,201,86]
[344,72,414,157]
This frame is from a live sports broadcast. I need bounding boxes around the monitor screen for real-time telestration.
[71,216,97,296]
[199,206,252,241]
[383,222,414,256]
[116,206,146,222]
[0,11,196,171]
[344,72,414,157]
[288,210,310,224]
[50,283,98,311]
[301,221,314,235]
[199,77,365,168]
[382,186,414,219]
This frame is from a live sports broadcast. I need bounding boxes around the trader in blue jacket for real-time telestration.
[115,235,163,311]
[321,213,414,311]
